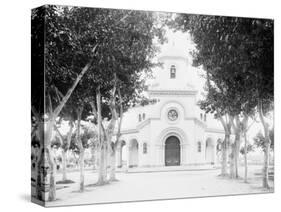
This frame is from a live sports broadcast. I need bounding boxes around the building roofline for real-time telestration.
[118,117,224,136]
[205,128,225,134]
[148,90,198,96]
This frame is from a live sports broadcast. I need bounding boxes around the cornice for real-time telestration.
[148,90,198,96]
[119,128,139,135]
[158,55,188,61]
[206,128,225,134]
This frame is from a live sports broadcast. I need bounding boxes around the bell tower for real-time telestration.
[148,41,198,97]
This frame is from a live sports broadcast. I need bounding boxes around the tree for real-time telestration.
[62,75,94,192]
[86,123,99,170]
[240,133,254,183]
[170,15,248,177]
[70,8,167,184]
[198,84,233,176]
[236,19,273,188]
[54,120,74,182]
[32,5,166,199]
[171,15,273,186]
[253,129,274,152]
[32,5,99,201]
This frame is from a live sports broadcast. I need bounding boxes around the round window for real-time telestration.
[167,109,178,121]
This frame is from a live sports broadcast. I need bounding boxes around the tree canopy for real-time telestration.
[42,5,167,121]
[171,15,273,118]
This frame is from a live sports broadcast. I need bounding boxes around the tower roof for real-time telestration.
[158,41,189,61]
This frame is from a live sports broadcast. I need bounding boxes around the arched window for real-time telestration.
[138,114,142,122]
[170,65,176,78]
[197,142,202,152]
[204,114,207,122]
[143,143,147,154]
[142,113,145,120]
[200,113,203,120]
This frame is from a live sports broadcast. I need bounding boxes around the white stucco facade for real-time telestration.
[116,39,225,169]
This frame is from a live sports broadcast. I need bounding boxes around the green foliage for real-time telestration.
[171,15,273,117]
[69,133,79,154]
[43,5,166,121]
[240,144,254,155]
[69,123,98,153]
[253,129,274,152]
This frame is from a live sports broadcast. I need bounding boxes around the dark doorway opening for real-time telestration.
[165,136,180,166]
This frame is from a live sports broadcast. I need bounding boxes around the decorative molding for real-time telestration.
[120,129,139,135]
[193,118,208,128]
[118,118,151,136]
[120,117,209,135]
[158,55,188,61]
[148,90,198,96]
[165,106,181,124]
[206,128,225,134]
[150,117,161,120]
[158,99,188,120]
[157,127,189,146]
[136,118,150,129]
[156,127,189,165]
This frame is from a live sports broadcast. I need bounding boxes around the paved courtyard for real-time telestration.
[47,165,273,207]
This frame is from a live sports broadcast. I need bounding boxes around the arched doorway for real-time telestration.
[129,139,138,168]
[165,136,180,166]
[205,138,215,164]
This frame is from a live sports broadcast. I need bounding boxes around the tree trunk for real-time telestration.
[242,114,249,183]
[97,141,107,184]
[44,118,56,201]
[76,106,85,192]
[244,133,248,183]
[61,149,67,181]
[262,139,270,189]
[218,114,231,177]
[91,146,96,170]
[109,145,117,181]
[109,86,123,181]
[234,132,241,178]
[54,120,74,182]
[96,87,108,185]
[117,146,122,168]
[95,146,100,169]
[221,133,229,176]
[258,101,271,189]
[46,146,56,201]
[96,76,119,184]
[228,116,241,179]
[79,149,85,192]
[100,80,118,183]
[229,141,236,178]
[262,126,271,189]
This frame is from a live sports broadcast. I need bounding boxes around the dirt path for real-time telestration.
[47,165,273,207]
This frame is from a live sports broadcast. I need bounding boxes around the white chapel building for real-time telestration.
[116,33,225,169]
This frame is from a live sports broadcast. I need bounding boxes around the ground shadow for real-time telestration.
[57,179,75,184]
